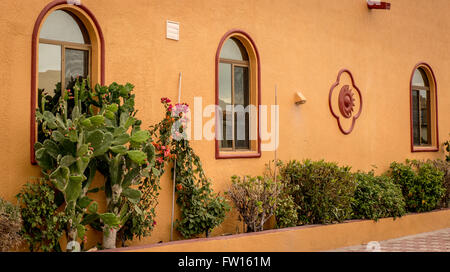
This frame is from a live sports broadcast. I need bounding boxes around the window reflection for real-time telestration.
[40,10,89,44]
[411,68,432,147]
[38,43,61,96]
[65,48,89,88]
[218,38,251,151]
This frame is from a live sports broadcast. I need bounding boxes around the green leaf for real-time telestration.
[71,106,80,120]
[88,201,98,214]
[88,115,105,126]
[60,155,76,167]
[43,111,57,129]
[69,129,78,142]
[127,150,147,165]
[43,139,60,159]
[81,213,99,225]
[51,131,65,142]
[77,144,89,157]
[78,196,92,209]
[65,176,83,203]
[130,130,150,144]
[50,166,70,191]
[77,224,86,240]
[104,110,115,120]
[112,133,130,145]
[99,213,120,227]
[122,188,141,202]
[106,103,119,113]
[152,167,160,177]
[80,119,92,127]
[110,145,127,155]
[122,168,141,188]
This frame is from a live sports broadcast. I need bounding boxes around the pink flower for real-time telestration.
[164,149,170,157]
[156,157,164,164]
[161,97,171,104]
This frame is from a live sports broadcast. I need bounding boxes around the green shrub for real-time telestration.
[409,159,450,209]
[444,139,449,162]
[389,161,445,213]
[279,160,356,225]
[0,198,23,252]
[227,175,282,232]
[16,180,68,252]
[352,171,406,221]
[274,191,298,228]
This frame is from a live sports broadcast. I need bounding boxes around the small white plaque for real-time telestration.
[166,21,180,41]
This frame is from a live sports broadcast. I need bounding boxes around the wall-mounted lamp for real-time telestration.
[295,91,307,105]
[367,0,391,10]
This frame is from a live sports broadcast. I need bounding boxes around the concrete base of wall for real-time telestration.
[106,209,450,252]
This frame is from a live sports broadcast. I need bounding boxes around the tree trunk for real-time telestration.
[103,228,118,249]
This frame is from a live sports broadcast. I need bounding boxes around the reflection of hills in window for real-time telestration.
[39,70,60,96]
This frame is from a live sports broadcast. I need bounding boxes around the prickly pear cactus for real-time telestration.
[35,80,119,249]
[91,82,157,249]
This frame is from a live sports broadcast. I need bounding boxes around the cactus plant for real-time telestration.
[35,79,119,250]
[82,82,158,249]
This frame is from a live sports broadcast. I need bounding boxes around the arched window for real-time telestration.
[31,1,105,164]
[410,63,439,152]
[215,31,261,159]
[38,10,91,97]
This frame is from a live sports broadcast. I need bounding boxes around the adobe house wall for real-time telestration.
[0,0,448,248]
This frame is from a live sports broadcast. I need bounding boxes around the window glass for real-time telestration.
[38,43,61,96]
[219,63,233,149]
[234,66,249,149]
[65,48,89,88]
[412,68,429,87]
[218,38,251,151]
[220,38,248,61]
[40,10,89,44]
[411,68,431,146]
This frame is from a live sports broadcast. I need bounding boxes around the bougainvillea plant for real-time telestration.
[152,98,230,239]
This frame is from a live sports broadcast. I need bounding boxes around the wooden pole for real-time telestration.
[170,72,182,241]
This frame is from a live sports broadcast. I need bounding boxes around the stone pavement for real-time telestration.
[328,228,450,252]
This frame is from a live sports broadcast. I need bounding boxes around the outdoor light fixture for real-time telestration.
[367,0,391,10]
[295,91,307,105]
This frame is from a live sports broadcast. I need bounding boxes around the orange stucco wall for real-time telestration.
[0,0,449,249]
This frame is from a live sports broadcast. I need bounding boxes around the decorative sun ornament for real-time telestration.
[329,69,363,135]
[338,85,356,118]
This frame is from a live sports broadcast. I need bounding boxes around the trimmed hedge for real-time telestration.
[279,160,356,225]
[352,171,406,221]
[389,160,445,213]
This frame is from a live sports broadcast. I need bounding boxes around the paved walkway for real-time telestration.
[328,228,450,252]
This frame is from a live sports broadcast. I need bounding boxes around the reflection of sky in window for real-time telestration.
[219,63,232,105]
[220,38,247,61]
[40,10,87,44]
[38,43,61,73]
[412,69,428,87]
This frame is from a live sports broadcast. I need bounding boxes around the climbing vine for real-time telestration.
[154,98,230,239]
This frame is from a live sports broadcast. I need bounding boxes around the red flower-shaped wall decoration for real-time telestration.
[329,69,363,135]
